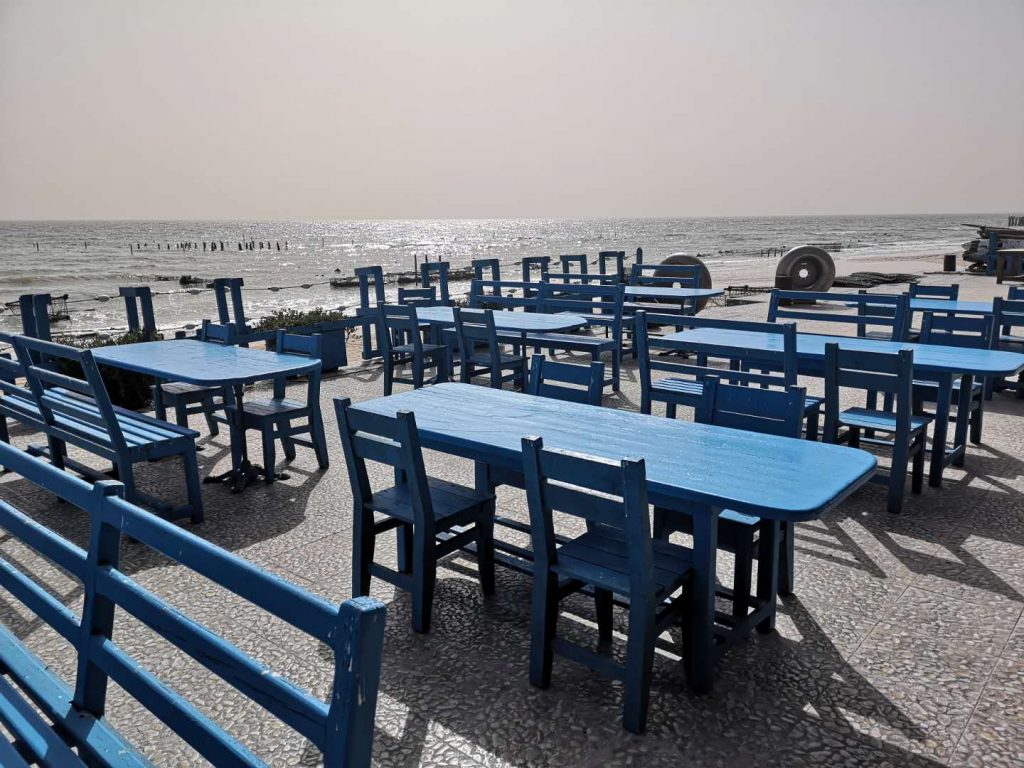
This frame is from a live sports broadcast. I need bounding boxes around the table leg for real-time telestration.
[952,374,973,467]
[928,375,954,487]
[687,507,719,694]
[756,519,780,634]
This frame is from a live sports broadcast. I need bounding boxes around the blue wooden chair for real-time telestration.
[914,312,995,445]
[118,286,159,338]
[521,255,551,285]
[0,440,385,768]
[598,250,626,281]
[419,261,452,305]
[397,286,438,306]
[472,257,501,283]
[11,335,204,522]
[635,312,823,439]
[378,304,448,395]
[155,319,236,436]
[559,253,588,274]
[526,354,604,405]
[453,307,527,389]
[521,436,693,734]
[227,330,328,482]
[660,376,806,617]
[355,265,386,360]
[993,295,1024,398]
[823,344,930,514]
[335,398,496,633]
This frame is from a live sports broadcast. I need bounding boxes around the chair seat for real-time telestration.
[839,407,932,433]
[913,379,983,395]
[370,477,495,525]
[524,332,615,350]
[999,334,1024,346]
[553,528,692,598]
[392,343,446,356]
[231,398,308,419]
[467,351,525,367]
[160,381,222,396]
[859,331,897,341]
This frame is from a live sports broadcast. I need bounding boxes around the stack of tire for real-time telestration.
[773,246,835,292]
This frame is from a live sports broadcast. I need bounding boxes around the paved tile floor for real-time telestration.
[1,282,1023,766]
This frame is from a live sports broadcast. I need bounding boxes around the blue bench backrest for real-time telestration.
[0,441,385,767]
[419,261,451,305]
[468,280,540,310]
[909,283,959,300]
[118,287,158,338]
[629,264,699,287]
[995,296,1024,338]
[397,286,437,307]
[768,289,910,341]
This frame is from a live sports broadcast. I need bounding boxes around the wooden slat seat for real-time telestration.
[160,380,220,396]
[838,406,932,433]
[466,350,525,367]
[553,528,692,598]
[653,377,824,414]
[369,477,494,525]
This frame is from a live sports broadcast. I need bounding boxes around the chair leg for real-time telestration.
[352,510,374,598]
[665,403,677,420]
[888,439,910,514]
[153,387,168,421]
[0,415,8,472]
[201,393,218,436]
[261,425,276,483]
[622,595,656,734]
[911,433,925,495]
[118,461,138,504]
[475,502,496,596]
[396,523,413,574]
[805,409,820,441]
[412,353,425,389]
[595,588,614,644]
[969,396,984,445]
[174,402,188,429]
[732,536,753,619]
[411,534,437,633]
[383,358,395,395]
[778,521,795,596]
[182,448,204,524]
[529,573,559,689]
[311,413,329,469]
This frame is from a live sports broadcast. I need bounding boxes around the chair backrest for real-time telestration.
[272,330,323,400]
[398,286,437,307]
[118,286,158,338]
[0,333,34,410]
[635,311,799,393]
[629,264,699,288]
[199,319,238,345]
[544,272,618,285]
[419,261,451,305]
[995,296,1024,339]
[823,343,914,438]
[522,436,652,595]
[536,283,625,337]
[18,294,53,341]
[909,283,959,300]
[453,307,500,362]
[334,397,434,534]
[696,376,805,438]
[559,254,588,274]
[377,304,423,359]
[0,440,385,767]
[526,355,604,406]
[12,335,128,458]
[468,280,540,310]
[471,258,501,285]
[521,256,550,284]
[768,289,910,341]
[1009,286,1024,301]
[598,250,626,281]
[355,266,386,309]
[211,277,249,331]
[919,312,995,350]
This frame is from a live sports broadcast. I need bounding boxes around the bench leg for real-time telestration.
[201,393,219,436]
[911,432,925,495]
[183,448,204,524]
[475,501,496,596]
[595,588,614,644]
[174,402,188,429]
[411,535,437,633]
[353,510,375,598]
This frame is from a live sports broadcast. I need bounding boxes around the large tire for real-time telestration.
[774,246,835,291]
[657,253,713,313]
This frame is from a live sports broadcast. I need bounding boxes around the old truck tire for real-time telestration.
[774,246,835,291]
[657,253,713,313]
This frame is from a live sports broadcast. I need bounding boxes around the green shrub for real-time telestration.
[252,307,347,333]
[54,330,157,411]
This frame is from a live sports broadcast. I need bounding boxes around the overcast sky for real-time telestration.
[1,0,1021,220]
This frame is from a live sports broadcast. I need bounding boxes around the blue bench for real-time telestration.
[467,279,542,311]
[8,335,204,522]
[768,289,910,341]
[994,293,1024,397]
[533,283,624,390]
[0,441,385,767]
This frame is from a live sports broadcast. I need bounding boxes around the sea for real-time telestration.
[0,214,1000,336]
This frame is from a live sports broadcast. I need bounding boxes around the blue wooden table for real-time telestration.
[908,298,994,316]
[351,382,876,693]
[660,327,1024,486]
[93,339,321,491]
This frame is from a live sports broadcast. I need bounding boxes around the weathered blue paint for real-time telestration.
[0,441,385,767]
